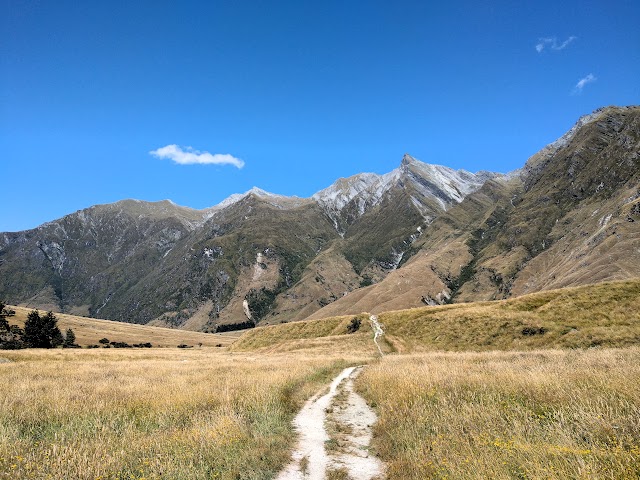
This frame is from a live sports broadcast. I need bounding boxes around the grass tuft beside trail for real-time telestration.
[357,348,640,479]
[0,349,365,480]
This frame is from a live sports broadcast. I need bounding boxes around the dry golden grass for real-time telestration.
[379,278,640,352]
[1,280,638,479]
[357,348,640,479]
[235,279,640,354]
[6,306,237,348]
[0,348,367,479]
[231,313,376,353]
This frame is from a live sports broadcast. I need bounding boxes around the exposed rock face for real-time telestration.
[1,106,638,329]
[309,105,640,318]
[1,153,489,328]
[312,154,499,234]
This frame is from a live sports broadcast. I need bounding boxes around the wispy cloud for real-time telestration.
[535,36,577,53]
[150,145,245,168]
[573,73,597,94]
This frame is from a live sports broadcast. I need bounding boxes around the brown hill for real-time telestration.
[233,279,640,353]
[5,306,236,347]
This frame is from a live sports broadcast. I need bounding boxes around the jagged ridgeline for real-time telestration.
[1,106,638,331]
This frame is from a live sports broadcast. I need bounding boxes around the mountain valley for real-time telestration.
[1,105,638,332]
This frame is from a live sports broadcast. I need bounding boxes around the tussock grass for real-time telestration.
[380,279,640,352]
[236,280,640,354]
[358,348,640,479]
[6,306,235,348]
[231,313,372,352]
[0,348,365,479]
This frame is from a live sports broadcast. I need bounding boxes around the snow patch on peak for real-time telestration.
[312,154,498,231]
[312,172,382,211]
[211,187,309,213]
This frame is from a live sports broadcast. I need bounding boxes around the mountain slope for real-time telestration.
[1,105,637,330]
[0,153,495,329]
[307,105,640,319]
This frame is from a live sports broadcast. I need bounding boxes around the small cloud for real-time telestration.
[535,35,577,53]
[150,145,244,168]
[573,73,597,94]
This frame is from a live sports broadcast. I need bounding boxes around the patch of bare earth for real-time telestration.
[276,367,384,480]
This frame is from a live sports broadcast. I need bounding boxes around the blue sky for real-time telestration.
[1,0,638,232]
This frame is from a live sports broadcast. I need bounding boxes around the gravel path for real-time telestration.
[369,315,385,356]
[275,366,384,480]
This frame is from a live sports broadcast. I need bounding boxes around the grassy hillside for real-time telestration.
[233,279,640,353]
[5,306,237,348]
[231,313,377,354]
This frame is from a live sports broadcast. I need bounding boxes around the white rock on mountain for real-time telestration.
[312,154,501,228]
[210,187,311,212]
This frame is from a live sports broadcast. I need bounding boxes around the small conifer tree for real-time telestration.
[23,310,63,348]
[0,302,14,332]
[63,328,77,348]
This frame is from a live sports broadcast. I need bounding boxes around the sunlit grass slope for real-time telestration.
[231,313,376,353]
[233,279,640,353]
[358,348,640,479]
[380,278,640,352]
[0,348,365,480]
[7,306,236,347]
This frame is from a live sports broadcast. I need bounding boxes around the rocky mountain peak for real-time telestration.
[400,153,417,166]
[212,187,308,211]
[524,105,639,178]
[0,106,637,332]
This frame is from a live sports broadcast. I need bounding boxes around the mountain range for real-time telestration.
[1,105,638,331]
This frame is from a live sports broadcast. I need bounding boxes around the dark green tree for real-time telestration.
[0,302,15,331]
[0,302,23,349]
[63,328,77,348]
[346,317,361,333]
[23,310,63,348]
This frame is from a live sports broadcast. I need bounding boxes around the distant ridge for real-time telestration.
[1,106,638,332]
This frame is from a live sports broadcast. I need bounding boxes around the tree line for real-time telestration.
[0,302,78,350]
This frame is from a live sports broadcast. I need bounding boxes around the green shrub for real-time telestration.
[346,317,361,334]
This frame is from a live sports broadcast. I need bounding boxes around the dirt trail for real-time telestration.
[276,366,384,480]
[369,315,385,356]
[325,367,384,478]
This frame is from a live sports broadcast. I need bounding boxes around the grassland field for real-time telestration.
[6,306,238,348]
[1,279,639,479]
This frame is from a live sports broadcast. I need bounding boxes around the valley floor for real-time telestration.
[1,344,639,479]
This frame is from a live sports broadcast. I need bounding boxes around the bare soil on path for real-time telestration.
[276,366,384,480]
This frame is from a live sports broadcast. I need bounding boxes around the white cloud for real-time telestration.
[150,144,245,168]
[536,35,577,53]
[573,73,597,93]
